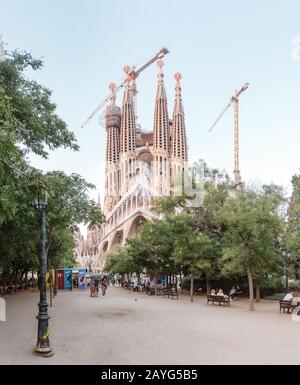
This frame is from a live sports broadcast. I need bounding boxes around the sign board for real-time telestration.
[64,269,73,291]
[78,269,86,290]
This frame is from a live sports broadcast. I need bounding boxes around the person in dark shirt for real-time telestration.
[94,279,99,297]
[101,278,109,296]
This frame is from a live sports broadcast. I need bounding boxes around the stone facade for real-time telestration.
[82,61,188,271]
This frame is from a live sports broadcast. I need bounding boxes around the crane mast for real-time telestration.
[81,47,169,128]
[233,96,241,186]
[209,82,249,189]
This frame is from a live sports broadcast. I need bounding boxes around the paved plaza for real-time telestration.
[0,287,300,365]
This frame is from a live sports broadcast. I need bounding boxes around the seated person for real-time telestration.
[292,291,300,306]
[217,289,229,300]
[283,289,294,301]
[236,285,242,293]
[229,286,236,298]
[211,289,216,296]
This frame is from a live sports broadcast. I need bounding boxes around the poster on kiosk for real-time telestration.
[64,269,73,291]
[78,269,86,290]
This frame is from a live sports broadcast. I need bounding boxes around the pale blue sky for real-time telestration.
[1,0,300,203]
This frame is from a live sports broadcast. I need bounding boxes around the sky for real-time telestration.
[1,0,300,210]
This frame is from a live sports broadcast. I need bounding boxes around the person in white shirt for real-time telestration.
[283,290,294,301]
[217,289,230,300]
[292,291,300,306]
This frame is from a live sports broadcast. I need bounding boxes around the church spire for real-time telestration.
[171,73,188,162]
[104,83,121,214]
[152,60,170,195]
[105,83,120,164]
[153,60,169,152]
[120,66,136,153]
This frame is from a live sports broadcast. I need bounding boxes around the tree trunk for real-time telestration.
[256,284,261,302]
[14,270,18,293]
[246,266,255,311]
[206,275,211,295]
[24,271,28,290]
[54,269,58,297]
[190,273,194,302]
[154,275,158,295]
[2,272,6,296]
[49,268,53,307]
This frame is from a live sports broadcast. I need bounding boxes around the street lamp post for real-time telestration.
[34,189,53,357]
[282,248,290,294]
[283,249,287,293]
[53,269,58,297]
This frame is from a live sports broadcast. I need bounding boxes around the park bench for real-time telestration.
[231,291,243,301]
[207,295,230,306]
[279,300,298,314]
[194,287,203,295]
[163,287,178,300]
[146,287,155,295]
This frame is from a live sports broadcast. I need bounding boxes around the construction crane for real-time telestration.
[209,82,249,188]
[81,47,170,128]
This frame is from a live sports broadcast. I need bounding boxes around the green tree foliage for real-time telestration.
[105,163,287,313]
[217,185,285,310]
[287,175,300,279]
[0,50,78,159]
[0,46,104,293]
[43,171,104,268]
[172,214,213,302]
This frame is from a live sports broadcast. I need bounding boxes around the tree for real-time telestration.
[0,45,104,294]
[172,214,213,302]
[287,175,300,279]
[190,165,231,292]
[217,185,285,311]
[105,246,136,283]
[0,50,78,159]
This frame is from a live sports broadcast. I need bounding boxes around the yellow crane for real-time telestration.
[209,82,249,189]
[81,47,169,128]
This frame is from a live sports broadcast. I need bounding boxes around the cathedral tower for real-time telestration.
[153,60,170,195]
[120,66,137,195]
[171,72,188,185]
[104,83,121,214]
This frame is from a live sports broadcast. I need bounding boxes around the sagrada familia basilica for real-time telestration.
[76,60,188,271]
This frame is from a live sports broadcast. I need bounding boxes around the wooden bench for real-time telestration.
[146,287,155,295]
[194,287,203,295]
[231,292,242,301]
[279,300,298,314]
[207,295,230,306]
[163,287,178,300]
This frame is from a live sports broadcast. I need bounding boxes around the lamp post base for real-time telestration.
[34,346,54,357]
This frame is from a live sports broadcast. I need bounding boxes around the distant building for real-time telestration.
[84,61,188,271]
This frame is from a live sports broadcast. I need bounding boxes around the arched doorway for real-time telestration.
[110,230,124,253]
[126,214,147,240]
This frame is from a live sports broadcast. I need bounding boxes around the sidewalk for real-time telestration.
[0,287,299,365]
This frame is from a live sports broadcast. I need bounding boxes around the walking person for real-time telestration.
[90,278,95,298]
[94,278,99,297]
[101,278,109,296]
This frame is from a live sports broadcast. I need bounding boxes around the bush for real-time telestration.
[288,280,300,291]
[260,276,285,297]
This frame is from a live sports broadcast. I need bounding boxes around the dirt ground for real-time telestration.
[0,287,299,365]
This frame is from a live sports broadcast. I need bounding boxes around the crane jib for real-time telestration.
[81,47,170,128]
